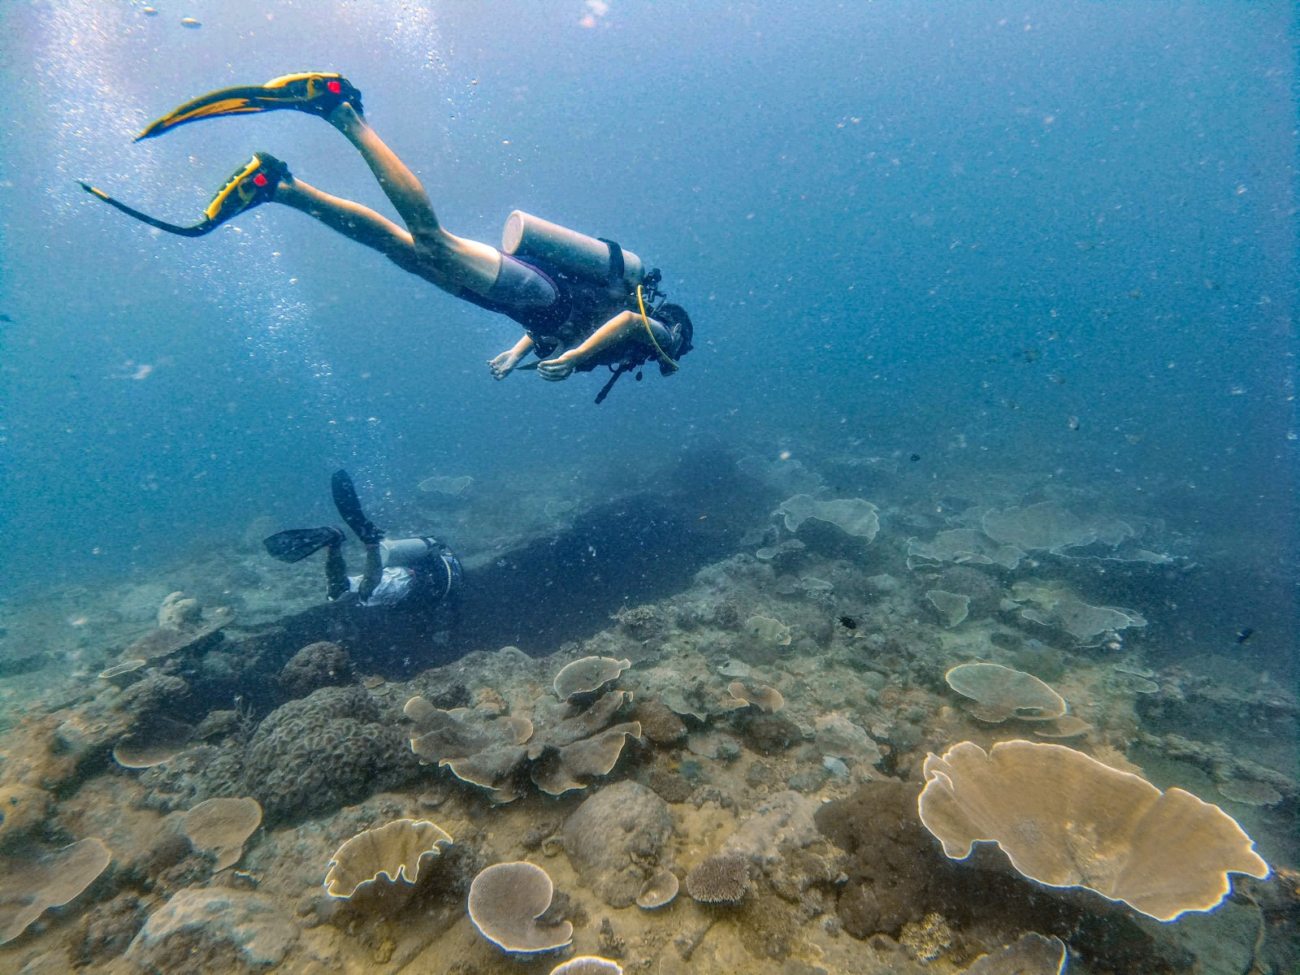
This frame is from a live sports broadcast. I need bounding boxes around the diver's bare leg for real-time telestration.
[273,178,443,282]
[327,103,500,294]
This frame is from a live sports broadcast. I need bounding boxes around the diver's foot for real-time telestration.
[201,152,291,229]
[136,72,363,140]
[263,526,344,563]
[330,470,384,546]
[79,151,291,238]
[257,72,364,119]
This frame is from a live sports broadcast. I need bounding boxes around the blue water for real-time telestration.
[2,3,1294,601]
[0,3,1296,969]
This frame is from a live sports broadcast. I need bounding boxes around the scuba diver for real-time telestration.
[264,470,463,621]
[80,72,694,403]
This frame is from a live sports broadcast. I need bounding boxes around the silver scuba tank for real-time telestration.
[379,536,439,569]
[502,211,645,292]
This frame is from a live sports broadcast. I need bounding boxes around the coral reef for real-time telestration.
[467,861,573,954]
[554,656,632,701]
[815,780,951,936]
[0,837,113,945]
[112,715,195,769]
[726,680,785,713]
[981,501,1132,554]
[324,818,453,900]
[918,740,1271,921]
[1007,581,1146,646]
[239,686,420,822]
[943,662,1067,723]
[636,868,679,909]
[123,605,234,662]
[907,528,1024,570]
[181,797,262,871]
[0,782,52,848]
[561,781,673,907]
[125,887,299,971]
[630,699,687,746]
[925,589,970,627]
[279,641,354,698]
[0,451,1291,975]
[962,932,1068,974]
[406,686,641,803]
[777,494,880,542]
[156,592,202,630]
[685,852,751,904]
[73,893,147,967]
[550,956,624,975]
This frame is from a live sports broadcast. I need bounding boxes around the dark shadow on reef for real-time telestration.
[193,447,775,716]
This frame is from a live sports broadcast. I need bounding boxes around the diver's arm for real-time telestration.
[538,310,645,381]
[489,334,534,380]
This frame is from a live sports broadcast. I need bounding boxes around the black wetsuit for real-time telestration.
[464,254,684,366]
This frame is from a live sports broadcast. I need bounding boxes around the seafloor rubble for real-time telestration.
[0,449,1296,975]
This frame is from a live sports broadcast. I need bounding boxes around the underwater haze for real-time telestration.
[0,2,1296,973]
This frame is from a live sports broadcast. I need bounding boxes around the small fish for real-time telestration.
[838,616,857,630]
[180,16,201,28]
[909,453,921,463]
[1235,627,1255,645]
[1021,348,1042,364]
[1067,416,1080,431]
[0,313,12,323]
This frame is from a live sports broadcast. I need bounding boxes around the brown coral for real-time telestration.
[406,690,640,803]
[279,641,353,698]
[553,656,631,701]
[815,780,956,937]
[0,838,113,945]
[944,662,1067,723]
[918,739,1271,921]
[468,861,573,954]
[685,852,750,904]
[182,797,262,872]
[323,818,452,899]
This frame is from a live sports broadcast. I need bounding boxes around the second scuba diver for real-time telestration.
[81,73,694,403]
[264,470,463,621]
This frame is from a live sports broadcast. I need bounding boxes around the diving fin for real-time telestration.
[79,181,217,237]
[80,153,288,238]
[331,469,384,545]
[264,527,344,563]
[135,72,363,141]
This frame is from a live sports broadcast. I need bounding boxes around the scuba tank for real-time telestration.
[502,211,645,292]
[379,536,442,569]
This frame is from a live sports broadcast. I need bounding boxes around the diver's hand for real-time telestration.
[538,355,576,381]
[488,349,522,380]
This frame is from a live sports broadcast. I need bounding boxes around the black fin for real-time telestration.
[331,470,383,544]
[263,527,341,563]
[79,181,216,237]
